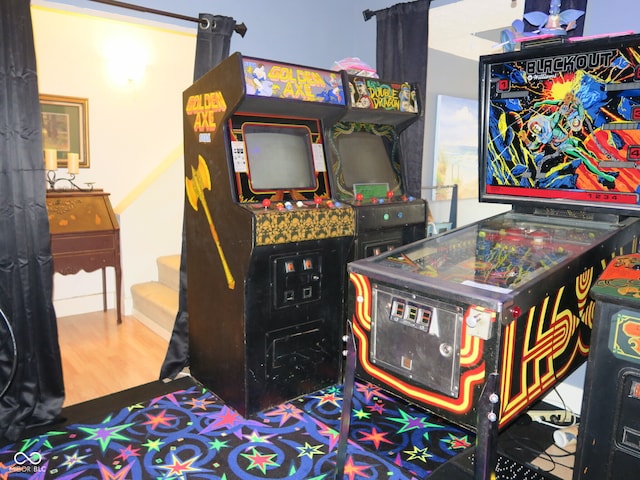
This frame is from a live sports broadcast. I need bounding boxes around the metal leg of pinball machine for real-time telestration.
[335,321,356,479]
[474,372,500,480]
[336,329,500,480]
[429,372,500,480]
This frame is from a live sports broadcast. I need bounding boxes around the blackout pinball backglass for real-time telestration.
[480,34,640,215]
[348,34,640,433]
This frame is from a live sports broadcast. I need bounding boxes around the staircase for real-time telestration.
[131,255,180,341]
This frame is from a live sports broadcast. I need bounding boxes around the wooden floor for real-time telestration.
[57,310,169,407]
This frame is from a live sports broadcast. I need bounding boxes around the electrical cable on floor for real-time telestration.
[548,385,574,421]
[497,385,580,477]
[503,437,558,473]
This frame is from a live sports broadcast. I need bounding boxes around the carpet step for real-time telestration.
[157,254,181,291]
[130,281,177,339]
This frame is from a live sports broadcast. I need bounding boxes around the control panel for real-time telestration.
[355,197,426,231]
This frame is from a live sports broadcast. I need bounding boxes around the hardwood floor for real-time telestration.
[57,310,170,407]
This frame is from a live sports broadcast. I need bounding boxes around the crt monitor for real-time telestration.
[244,124,315,190]
[228,113,331,203]
[479,34,640,217]
[329,122,403,200]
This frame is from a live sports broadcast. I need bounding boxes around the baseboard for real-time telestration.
[132,308,173,341]
[53,294,133,318]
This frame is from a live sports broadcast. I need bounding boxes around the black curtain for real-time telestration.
[160,15,238,380]
[375,0,430,199]
[0,0,64,442]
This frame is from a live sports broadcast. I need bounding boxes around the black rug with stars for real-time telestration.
[0,378,474,479]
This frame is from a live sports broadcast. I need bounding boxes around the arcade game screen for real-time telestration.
[228,113,331,203]
[331,123,402,199]
[335,125,400,197]
[479,34,640,216]
[243,124,315,190]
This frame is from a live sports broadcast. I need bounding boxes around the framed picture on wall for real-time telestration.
[40,94,90,168]
[432,95,478,201]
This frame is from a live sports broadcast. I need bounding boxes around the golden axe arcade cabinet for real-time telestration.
[346,34,640,477]
[325,74,427,260]
[182,53,354,417]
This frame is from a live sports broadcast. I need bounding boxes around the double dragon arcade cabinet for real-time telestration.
[325,74,427,260]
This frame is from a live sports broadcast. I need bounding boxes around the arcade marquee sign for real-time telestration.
[185,91,227,135]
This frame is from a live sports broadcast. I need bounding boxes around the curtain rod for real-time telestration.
[363,8,384,21]
[87,0,247,36]
[364,0,433,21]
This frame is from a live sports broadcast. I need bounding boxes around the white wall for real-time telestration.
[583,0,638,37]
[422,48,510,227]
[33,4,195,315]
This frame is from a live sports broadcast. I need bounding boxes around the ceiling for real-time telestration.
[429,0,525,60]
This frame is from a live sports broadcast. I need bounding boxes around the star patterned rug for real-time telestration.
[0,379,474,479]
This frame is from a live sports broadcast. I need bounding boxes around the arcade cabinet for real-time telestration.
[326,74,427,259]
[574,253,640,479]
[182,53,354,417]
[346,33,640,477]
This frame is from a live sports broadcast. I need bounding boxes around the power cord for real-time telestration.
[527,386,579,429]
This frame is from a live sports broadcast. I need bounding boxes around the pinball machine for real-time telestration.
[345,33,640,478]
[182,53,354,417]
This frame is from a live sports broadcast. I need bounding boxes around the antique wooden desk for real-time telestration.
[46,191,122,324]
